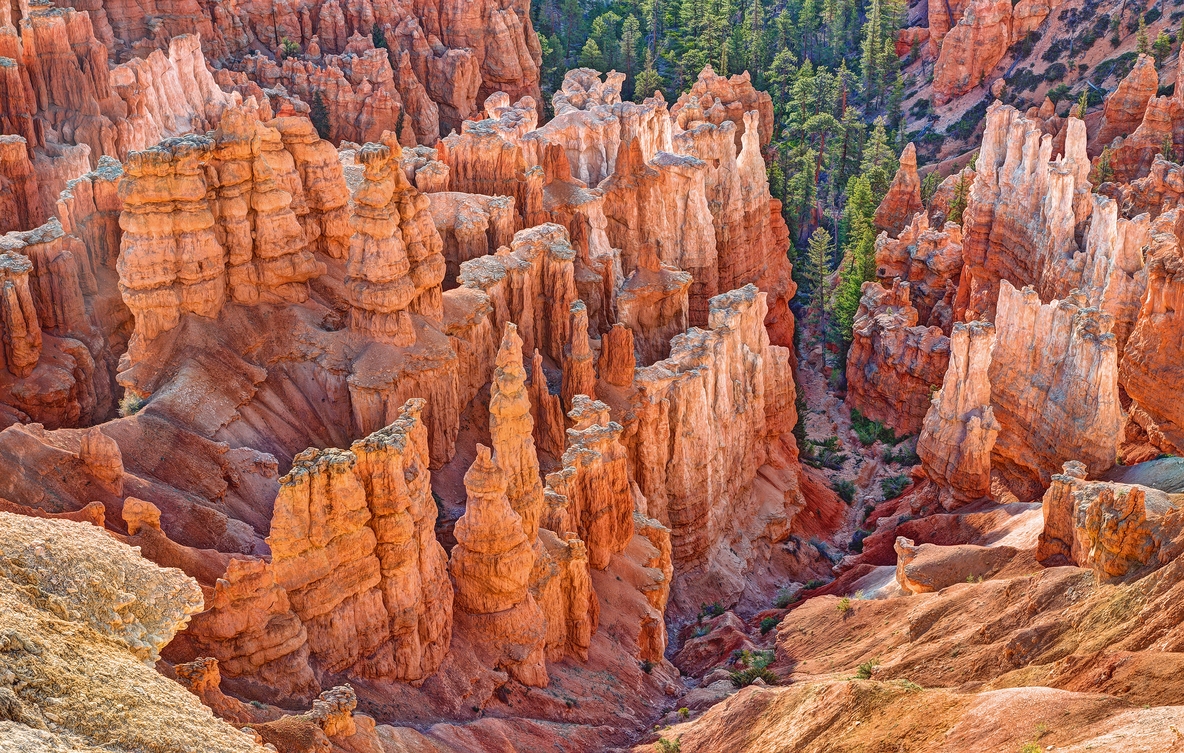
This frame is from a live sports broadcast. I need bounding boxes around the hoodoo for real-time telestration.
[7,0,1184,749]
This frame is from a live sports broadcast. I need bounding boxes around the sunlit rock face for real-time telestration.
[846,279,950,438]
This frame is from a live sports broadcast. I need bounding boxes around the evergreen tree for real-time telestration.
[579,38,605,70]
[1091,146,1115,184]
[310,92,331,140]
[371,23,388,50]
[680,0,707,39]
[920,170,941,205]
[561,0,581,53]
[786,146,818,239]
[765,49,799,120]
[832,175,877,347]
[860,0,883,107]
[947,173,969,225]
[1153,29,1172,64]
[1076,90,1089,119]
[621,15,642,87]
[833,106,865,191]
[746,0,767,85]
[1136,16,1150,57]
[641,0,662,51]
[634,50,664,99]
[860,118,897,197]
[592,12,622,69]
[806,226,835,334]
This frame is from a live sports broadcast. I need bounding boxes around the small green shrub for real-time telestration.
[1007,67,1043,93]
[729,650,776,686]
[119,391,148,417]
[947,98,991,140]
[803,437,849,470]
[655,737,682,753]
[371,22,388,49]
[698,602,724,620]
[1042,38,1070,62]
[832,479,856,504]
[804,579,827,590]
[693,624,711,638]
[909,98,934,119]
[678,707,690,719]
[855,658,880,679]
[836,596,852,613]
[279,37,300,59]
[1046,83,1072,103]
[730,666,778,687]
[1013,30,1042,59]
[883,444,920,466]
[773,588,799,608]
[760,616,779,635]
[850,409,897,446]
[641,660,655,674]
[1092,52,1139,85]
[1044,62,1068,81]
[881,474,912,500]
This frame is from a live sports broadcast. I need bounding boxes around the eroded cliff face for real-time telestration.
[958,104,1090,322]
[1036,460,1184,579]
[0,29,822,746]
[268,399,453,681]
[1121,209,1184,455]
[874,212,963,331]
[988,281,1123,500]
[916,320,999,507]
[846,279,950,437]
[927,0,1067,103]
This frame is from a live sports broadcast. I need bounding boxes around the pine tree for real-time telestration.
[310,91,331,141]
[1091,146,1115,184]
[1137,16,1150,57]
[920,170,941,205]
[806,226,835,334]
[834,106,865,191]
[621,15,642,87]
[747,0,767,85]
[641,0,662,51]
[680,0,707,39]
[947,173,969,225]
[1153,29,1172,64]
[579,38,604,70]
[838,174,876,248]
[833,228,874,344]
[860,118,896,197]
[592,12,622,69]
[786,146,818,240]
[765,49,798,120]
[371,23,388,50]
[860,0,883,107]
[1076,90,1089,119]
[833,174,878,347]
[634,50,664,100]
[561,0,581,53]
